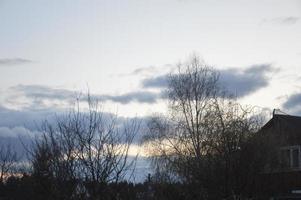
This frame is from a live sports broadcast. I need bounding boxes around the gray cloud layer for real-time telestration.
[7,63,276,109]
[0,126,38,138]
[10,84,162,105]
[0,58,33,66]
[0,105,58,129]
[98,91,162,104]
[11,84,76,101]
[0,105,147,150]
[282,92,301,115]
[219,64,276,97]
[142,75,168,89]
[140,64,277,98]
[0,106,54,155]
[0,108,142,158]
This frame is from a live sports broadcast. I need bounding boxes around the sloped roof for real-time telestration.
[262,114,301,130]
[261,114,301,144]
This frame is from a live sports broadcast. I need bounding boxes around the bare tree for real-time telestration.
[0,144,18,183]
[31,94,140,199]
[31,119,79,200]
[144,56,221,179]
[143,55,264,199]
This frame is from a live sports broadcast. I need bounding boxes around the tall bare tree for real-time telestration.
[144,55,264,199]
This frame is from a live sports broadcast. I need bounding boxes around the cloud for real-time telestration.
[0,104,148,152]
[0,104,142,134]
[10,84,77,102]
[0,58,33,66]
[0,105,58,129]
[219,64,277,97]
[282,92,301,115]
[7,64,276,107]
[142,75,168,89]
[115,66,158,77]
[8,84,163,107]
[116,64,175,78]
[0,126,38,138]
[0,107,47,155]
[140,64,277,97]
[98,91,163,104]
[262,17,299,25]
[131,66,158,75]
[276,17,299,25]
[0,134,34,158]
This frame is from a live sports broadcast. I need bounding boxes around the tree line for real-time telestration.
[0,56,276,200]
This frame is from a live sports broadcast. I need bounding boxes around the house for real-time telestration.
[257,110,301,198]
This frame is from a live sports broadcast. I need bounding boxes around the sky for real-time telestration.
[0,0,301,180]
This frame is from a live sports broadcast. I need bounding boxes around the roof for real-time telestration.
[262,114,301,130]
[260,114,301,144]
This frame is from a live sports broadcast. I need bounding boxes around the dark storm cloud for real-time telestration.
[0,58,33,66]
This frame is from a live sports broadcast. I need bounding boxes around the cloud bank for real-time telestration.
[139,64,277,98]
[9,84,163,106]
[6,63,277,110]
[0,126,39,138]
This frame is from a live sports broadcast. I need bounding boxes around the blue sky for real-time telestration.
[0,0,301,158]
